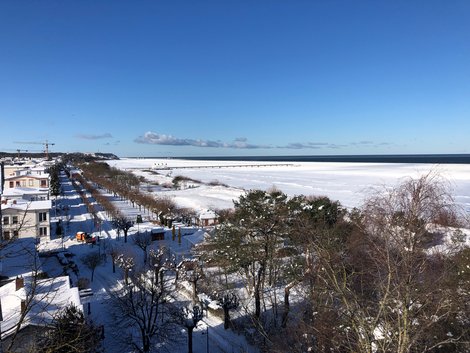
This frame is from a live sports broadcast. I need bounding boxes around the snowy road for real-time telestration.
[43,171,258,353]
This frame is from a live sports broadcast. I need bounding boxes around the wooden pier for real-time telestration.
[130,163,295,171]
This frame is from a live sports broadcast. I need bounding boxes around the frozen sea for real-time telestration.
[107,158,470,213]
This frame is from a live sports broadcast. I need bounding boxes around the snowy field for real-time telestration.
[108,158,470,213]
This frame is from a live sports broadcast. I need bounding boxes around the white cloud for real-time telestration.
[76,133,113,140]
[134,131,391,150]
[134,131,270,149]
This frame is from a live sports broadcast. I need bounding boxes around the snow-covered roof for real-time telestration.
[1,200,52,212]
[0,275,81,339]
[2,187,49,197]
[185,229,208,246]
[5,173,50,180]
[198,209,218,219]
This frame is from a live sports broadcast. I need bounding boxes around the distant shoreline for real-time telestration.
[125,154,470,164]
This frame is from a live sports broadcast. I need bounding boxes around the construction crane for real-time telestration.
[15,149,28,159]
[14,140,56,160]
[1,148,29,159]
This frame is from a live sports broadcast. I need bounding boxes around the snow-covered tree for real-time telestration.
[113,216,133,243]
[37,304,101,353]
[177,304,204,353]
[111,258,170,353]
[216,292,239,330]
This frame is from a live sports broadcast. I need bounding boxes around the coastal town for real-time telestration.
[0,154,256,353]
[1,153,469,353]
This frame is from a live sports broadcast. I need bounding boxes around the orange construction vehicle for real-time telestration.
[76,231,97,245]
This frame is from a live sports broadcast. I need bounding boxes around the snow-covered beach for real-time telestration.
[108,158,470,212]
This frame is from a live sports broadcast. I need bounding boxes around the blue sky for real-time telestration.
[1,1,469,157]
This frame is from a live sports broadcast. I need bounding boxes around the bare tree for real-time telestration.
[133,231,151,264]
[177,305,204,353]
[304,172,470,353]
[267,173,469,353]
[216,292,239,330]
[113,216,133,243]
[177,259,204,302]
[81,251,102,282]
[108,245,120,273]
[110,259,170,352]
[116,252,135,286]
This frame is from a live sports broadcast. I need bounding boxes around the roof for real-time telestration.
[0,275,81,339]
[198,209,218,219]
[2,187,49,197]
[1,200,52,212]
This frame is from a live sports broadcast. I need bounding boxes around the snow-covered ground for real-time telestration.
[32,171,258,353]
[4,159,469,353]
[107,158,470,212]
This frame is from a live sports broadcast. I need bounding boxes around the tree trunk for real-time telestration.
[143,330,150,352]
[223,307,230,329]
[254,264,264,318]
[160,271,164,293]
[282,286,291,328]
[254,288,261,318]
[112,259,116,273]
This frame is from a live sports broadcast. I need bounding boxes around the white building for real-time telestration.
[1,199,52,239]
[4,172,50,189]
[195,209,218,227]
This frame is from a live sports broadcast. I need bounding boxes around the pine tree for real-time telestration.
[38,304,101,353]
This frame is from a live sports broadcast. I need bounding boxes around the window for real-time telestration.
[12,216,18,224]
[41,180,48,187]
[15,181,20,187]
[13,230,19,238]
[21,180,26,187]
[3,231,10,240]
[39,227,47,236]
[3,216,9,225]
[9,181,14,188]
[39,212,47,222]
[29,179,34,186]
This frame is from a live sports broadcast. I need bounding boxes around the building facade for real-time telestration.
[1,200,52,239]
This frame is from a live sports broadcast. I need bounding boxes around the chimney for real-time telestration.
[15,276,24,291]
